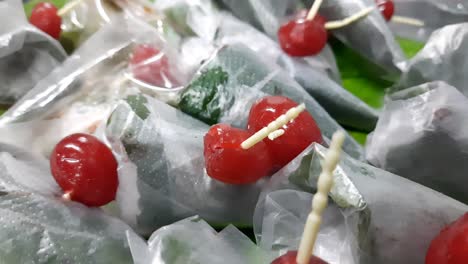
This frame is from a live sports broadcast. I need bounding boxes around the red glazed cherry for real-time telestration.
[375,0,395,21]
[130,44,178,88]
[272,251,328,264]
[248,96,322,171]
[425,213,468,264]
[278,15,328,57]
[50,133,119,207]
[29,2,62,39]
[204,124,272,185]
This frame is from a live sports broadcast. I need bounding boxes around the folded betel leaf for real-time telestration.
[0,14,185,126]
[216,0,300,38]
[367,81,468,204]
[157,0,378,131]
[0,143,135,263]
[254,142,468,263]
[179,44,364,160]
[105,94,266,235]
[215,0,342,83]
[315,0,406,78]
[390,0,468,42]
[216,12,378,132]
[394,23,468,95]
[127,216,273,264]
[0,0,66,105]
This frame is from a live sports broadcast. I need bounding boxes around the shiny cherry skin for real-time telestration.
[130,44,178,88]
[29,2,62,39]
[204,124,272,185]
[272,251,328,264]
[376,0,395,21]
[248,96,322,172]
[278,15,328,57]
[50,133,119,207]
[425,213,468,264]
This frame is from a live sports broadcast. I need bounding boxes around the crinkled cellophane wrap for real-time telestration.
[316,0,407,77]
[367,81,468,204]
[127,216,273,264]
[390,0,468,42]
[395,23,468,96]
[105,95,266,236]
[254,143,467,263]
[0,15,186,156]
[180,44,365,159]
[0,143,136,263]
[0,0,67,105]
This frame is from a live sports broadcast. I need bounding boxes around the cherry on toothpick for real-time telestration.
[247,96,322,172]
[29,2,62,39]
[375,0,395,21]
[50,133,119,207]
[425,213,468,264]
[204,124,272,185]
[130,44,179,88]
[278,15,328,57]
[271,251,328,264]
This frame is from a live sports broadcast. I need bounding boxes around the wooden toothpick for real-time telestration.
[306,0,324,21]
[241,104,306,150]
[325,6,375,30]
[57,0,85,17]
[296,130,346,264]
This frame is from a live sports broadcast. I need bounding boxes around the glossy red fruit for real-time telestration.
[29,2,62,39]
[425,213,468,264]
[248,96,322,172]
[278,15,328,57]
[204,124,272,185]
[50,133,119,207]
[130,44,178,88]
[272,251,328,264]
[376,0,395,21]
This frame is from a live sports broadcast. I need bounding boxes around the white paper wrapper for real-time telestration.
[317,0,407,77]
[105,94,267,236]
[0,143,136,263]
[0,0,66,104]
[127,216,273,264]
[395,23,468,95]
[254,143,468,263]
[0,15,188,156]
[367,81,468,204]
[179,44,365,160]
[389,0,468,42]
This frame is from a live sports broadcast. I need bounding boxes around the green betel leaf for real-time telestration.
[125,94,150,120]
[179,66,229,125]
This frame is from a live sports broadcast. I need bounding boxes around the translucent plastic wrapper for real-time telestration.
[0,15,188,155]
[0,143,135,263]
[0,0,66,104]
[367,81,468,204]
[59,0,164,52]
[254,143,468,264]
[213,0,341,82]
[105,94,266,235]
[156,0,377,131]
[127,216,273,264]
[178,44,365,160]
[317,0,406,77]
[389,0,468,42]
[394,23,468,95]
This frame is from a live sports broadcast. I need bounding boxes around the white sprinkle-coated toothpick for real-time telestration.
[268,129,285,140]
[241,104,306,150]
[296,131,346,264]
[325,6,375,30]
[57,0,85,17]
[306,0,324,21]
[392,15,425,27]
